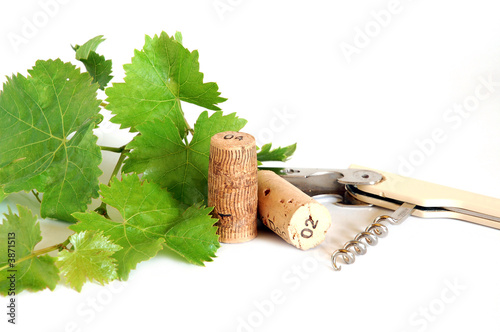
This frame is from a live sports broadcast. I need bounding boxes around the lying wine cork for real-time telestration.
[208,131,258,243]
[258,170,331,250]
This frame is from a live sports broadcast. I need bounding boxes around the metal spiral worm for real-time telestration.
[331,203,415,271]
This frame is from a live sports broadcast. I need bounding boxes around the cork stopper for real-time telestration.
[208,131,258,243]
[258,170,332,250]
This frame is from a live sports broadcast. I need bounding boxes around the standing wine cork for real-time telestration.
[258,170,331,250]
[208,131,258,243]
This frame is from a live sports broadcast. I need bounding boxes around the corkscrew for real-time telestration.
[331,202,414,271]
[261,165,500,271]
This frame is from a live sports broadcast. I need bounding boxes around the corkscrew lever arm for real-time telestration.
[257,167,384,200]
[348,165,500,229]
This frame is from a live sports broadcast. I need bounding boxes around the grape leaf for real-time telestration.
[57,231,121,292]
[78,52,113,91]
[105,31,226,135]
[0,59,102,222]
[164,205,219,266]
[73,35,113,90]
[70,174,183,280]
[74,35,105,60]
[257,143,297,164]
[0,205,59,295]
[174,31,183,45]
[0,187,6,203]
[123,111,247,205]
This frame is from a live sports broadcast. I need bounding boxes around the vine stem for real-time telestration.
[95,147,128,218]
[0,239,70,273]
[178,100,194,136]
[100,145,129,153]
[31,190,41,203]
[184,118,194,136]
[108,151,127,185]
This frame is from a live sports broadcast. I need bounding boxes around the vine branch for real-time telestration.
[0,239,70,273]
[95,145,128,218]
[100,145,130,153]
[31,190,42,203]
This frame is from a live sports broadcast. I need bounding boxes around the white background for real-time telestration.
[1,0,500,331]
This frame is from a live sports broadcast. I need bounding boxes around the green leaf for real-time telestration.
[164,205,219,266]
[70,174,183,280]
[0,205,59,295]
[74,35,113,90]
[0,59,102,222]
[174,31,183,45]
[74,35,105,60]
[257,143,297,164]
[105,31,226,135]
[79,52,113,90]
[0,186,6,203]
[124,111,247,205]
[57,231,121,292]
